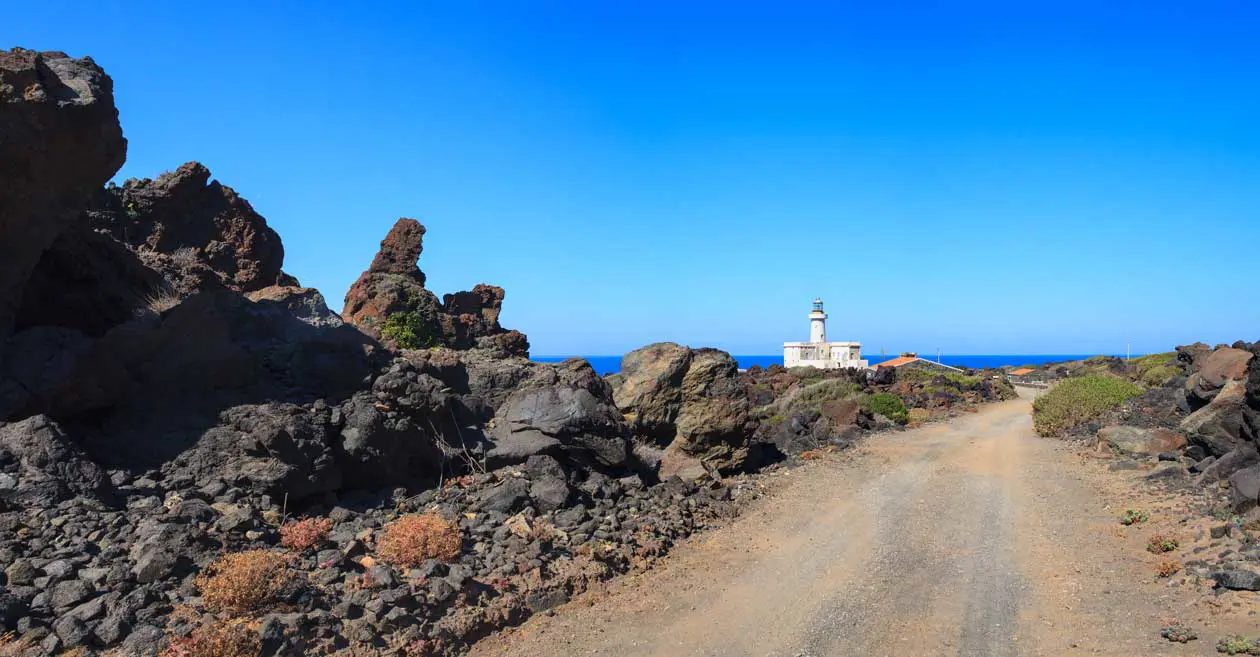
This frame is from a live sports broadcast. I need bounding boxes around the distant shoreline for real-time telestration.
[533,354,1137,376]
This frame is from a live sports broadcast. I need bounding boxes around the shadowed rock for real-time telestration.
[0,48,126,345]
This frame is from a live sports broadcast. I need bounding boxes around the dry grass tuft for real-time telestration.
[279,516,334,552]
[0,632,37,657]
[1154,558,1182,578]
[163,619,261,657]
[377,512,462,567]
[194,550,293,615]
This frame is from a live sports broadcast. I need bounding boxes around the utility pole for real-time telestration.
[1126,341,1131,363]
[937,347,941,364]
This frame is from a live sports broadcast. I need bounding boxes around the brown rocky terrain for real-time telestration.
[0,47,1019,657]
[1026,340,1260,647]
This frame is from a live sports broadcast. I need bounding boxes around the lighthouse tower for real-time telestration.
[809,298,827,343]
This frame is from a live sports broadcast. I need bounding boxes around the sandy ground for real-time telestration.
[468,389,1252,656]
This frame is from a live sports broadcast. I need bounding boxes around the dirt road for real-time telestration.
[469,390,1218,656]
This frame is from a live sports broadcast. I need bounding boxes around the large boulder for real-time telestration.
[0,415,112,509]
[615,343,752,472]
[170,403,344,501]
[614,342,692,442]
[336,365,468,491]
[86,162,288,296]
[1180,379,1253,458]
[1097,425,1186,457]
[1185,346,1253,409]
[0,48,126,345]
[488,359,629,470]
[1229,464,1260,515]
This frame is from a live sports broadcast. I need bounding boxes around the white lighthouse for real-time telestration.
[783,298,868,370]
[808,297,827,343]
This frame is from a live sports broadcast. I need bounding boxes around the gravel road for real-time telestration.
[469,389,1213,656]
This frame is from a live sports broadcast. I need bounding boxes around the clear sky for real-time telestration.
[9,1,1258,356]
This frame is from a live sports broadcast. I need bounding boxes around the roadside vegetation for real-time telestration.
[898,367,981,388]
[1217,635,1260,655]
[1131,352,1181,387]
[863,393,909,425]
[1120,509,1150,526]
[1031,375,1144,436]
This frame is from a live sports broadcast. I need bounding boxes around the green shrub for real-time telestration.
[787,380,863,413]
[1133,352,1181,387]
[1031,376,1143,436]
[899,368,980,387]
[763,379,863,418]
[1217,635,1260,655]
[787,366,827,385]
[1160,622,1196,644]
[863,393,908,425]
[381,309,435,349]
[1119,509,1149,526]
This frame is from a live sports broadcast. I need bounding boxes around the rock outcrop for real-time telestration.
[86,161,290,297]
[1184,346,1253,409]
[344,218,528,355]
[0,48,126,346]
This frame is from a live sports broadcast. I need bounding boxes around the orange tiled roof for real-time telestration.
[1010,368,1035,376]
[875,356,919,368]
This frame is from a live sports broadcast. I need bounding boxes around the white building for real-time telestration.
[783,298,868,369]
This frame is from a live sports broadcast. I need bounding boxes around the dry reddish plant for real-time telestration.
[346,570,380,592]
[1146,532,1179,554]
[1155,559,1182,578]
[0,632,37,657]
[163,619,261,657]
[194,550,292,615]
[278,516,334,552]
[799,449,825,460]
[443,475,474,489]
[376,513,462,566]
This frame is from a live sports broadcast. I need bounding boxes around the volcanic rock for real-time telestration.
[1212,569,1260,591]
[343,219,527,355]
[1180,379,1252,458]
[0,415,112,509]
[615,343,752,473]
[343,218,442,343]
[1229,463,1260,514]
[1096,425,1186,457]
[86,161,288,296]
[0,48,126,346]
[488,359,629,470]
[1184,346,1253,409]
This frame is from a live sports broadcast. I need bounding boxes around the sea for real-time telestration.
[531,354,1118,376]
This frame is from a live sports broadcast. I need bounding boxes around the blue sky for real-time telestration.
[9,1,1258,355]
